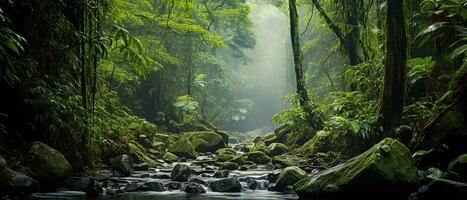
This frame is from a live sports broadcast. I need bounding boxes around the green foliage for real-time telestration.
[344,59,383,99]
[402,98,436,133]
[407,57,436,86]
[417,0,467,60]
[272,94,312,133]
[174,95,200,123]
[0,6,26,86]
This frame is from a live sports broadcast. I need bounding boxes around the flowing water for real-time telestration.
[32,156,298,200]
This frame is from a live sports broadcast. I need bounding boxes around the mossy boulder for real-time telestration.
[229,155,246,165]
[448,153,467,182]
[267,143,289,157]
[221,162,239,170]
[216,148,237,156]
[294,138,420,199]
[263,132,278,146]
[246,151,271,164]
[168,137,197,159]
[251,141,267,152]
[184,131,226,153]
[26,141,73,182]
[215,131,230,145]
[171,164,191,182]
[128,140,157,167]
[210,178,242,192]
[273,166,307,192]
[272,155,302,167]
[217,154,235,162]
[294,130,333,156]
[163,152,180,162]
[0,156,40,195]
[110,154,134,176]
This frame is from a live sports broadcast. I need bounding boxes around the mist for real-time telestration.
[236,3,293,132]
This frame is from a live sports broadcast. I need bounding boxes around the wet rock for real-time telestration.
[410,179,467,200]
[294,138,420,199]
[221,162,239,170]
[171,164,191,182]
[246,151,271,164]
[133,163,149,171]
[248,164,258,169]
[267,143,289,157]
[163,152,181,162]
[166,182,182,190]
[110,154,133,176]
[0,156,40,195]
[124,183,139,192]
[239,165,248,171]
[183,182,206,194]
[190,177,206,185]
[229,155,246,165]
[213,170,229,178]
[265,163,275,170]
[210,178,242,192]
[267,170,281,183]
[168,137,197,159]
[272,166,307,192]
[448,153,467,182]
[63,177,102,196]
[151,173,171,179]
[142,181,166,191]
[137,134,150,147]
[139,173,150,178]
[26,141,73,183]
[245,177,256,190]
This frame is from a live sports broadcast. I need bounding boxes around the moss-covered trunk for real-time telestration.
[379,0,407,136]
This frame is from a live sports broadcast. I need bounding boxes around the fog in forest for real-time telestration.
[234,3,293,132]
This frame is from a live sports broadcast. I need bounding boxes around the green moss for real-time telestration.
[27,141,72,181]
[184,131,226,153]
[221,162,239,170]
[275,166,307,190]
[294,130,332,155]
[168,137,197,159]
[163,152,180,162]
[251,141,267,152]
[272,155,302,167]
[216,148,237,156]
[128,141,157,167]
[229,154,246,165]
[246,151,271,164]
[267,143,289,156]
[294,138,419,195]
[217,154,235,162]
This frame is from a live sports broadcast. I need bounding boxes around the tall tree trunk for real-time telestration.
[346,0,360,66]
[289,0,322,130]
[186,44,193,96]
[380,0,407,136]
[289,0,309,108]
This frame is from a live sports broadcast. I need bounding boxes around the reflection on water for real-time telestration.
[33,191,298,200]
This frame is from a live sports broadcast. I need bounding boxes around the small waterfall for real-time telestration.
[255,180,269,190]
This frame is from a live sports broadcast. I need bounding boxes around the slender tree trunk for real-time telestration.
[346,0,360,66]
[380,0,407,136]
[186,44,193,96]
[289,0,323,130]
[289,0,309,108]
